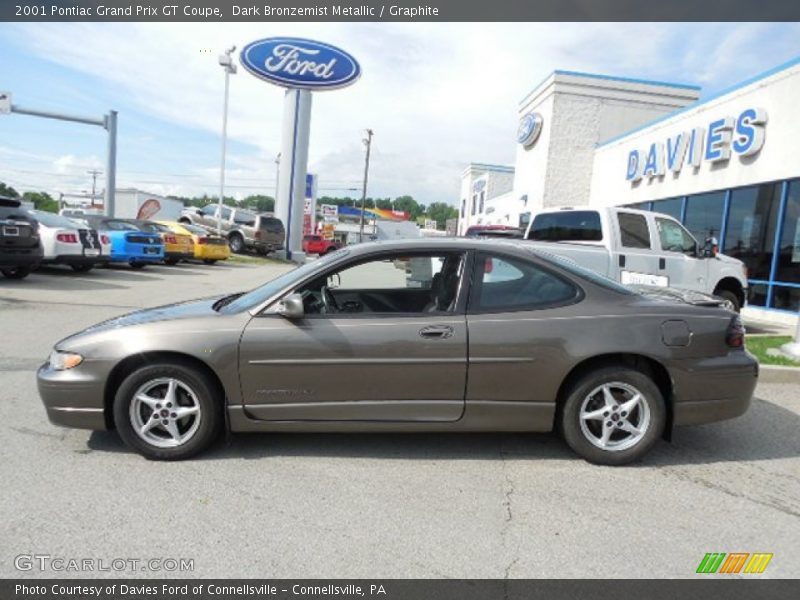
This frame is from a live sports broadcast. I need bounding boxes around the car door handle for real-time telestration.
[659,258,666,270]
[419,325,454,339]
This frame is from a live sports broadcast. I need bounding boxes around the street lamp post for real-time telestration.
[217,46,237,236]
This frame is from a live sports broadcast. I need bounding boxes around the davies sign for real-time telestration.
[626,107,767,183]
[240,37,361,90]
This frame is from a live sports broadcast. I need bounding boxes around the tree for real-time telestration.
[0,182,20,198]
[22,191,59,213]
[392,195,425,221]
[425,202,459,230]
[240,194,275,213]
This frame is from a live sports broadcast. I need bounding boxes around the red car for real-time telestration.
[303,234,341,255]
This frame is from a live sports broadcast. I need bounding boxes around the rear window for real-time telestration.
[259,216,284,233]
[528,211,602,242]
[28,210,75,229]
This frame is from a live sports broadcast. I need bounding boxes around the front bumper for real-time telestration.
[37,361,109,430]
[671,350,759,426]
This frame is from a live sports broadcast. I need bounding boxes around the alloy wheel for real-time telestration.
[578,381,651,452]
[129,377,202,448]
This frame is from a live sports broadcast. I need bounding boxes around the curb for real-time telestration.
[759,364,800,384]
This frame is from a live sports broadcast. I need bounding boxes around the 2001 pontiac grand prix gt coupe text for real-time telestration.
[37,239,758,464]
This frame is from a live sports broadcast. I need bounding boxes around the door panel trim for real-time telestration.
[248,357,467,365]
[243,400,465,422]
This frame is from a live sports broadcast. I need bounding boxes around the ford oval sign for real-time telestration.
[517,112,543,148]
[240,37,361,91]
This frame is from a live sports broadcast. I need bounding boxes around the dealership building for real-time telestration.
[459,56,800,322]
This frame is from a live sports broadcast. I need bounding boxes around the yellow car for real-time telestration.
[136,220,194,265]
[157,221,231,264]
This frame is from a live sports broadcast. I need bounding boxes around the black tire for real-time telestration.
[1,266,31,279]
[560,366,665,466]
[203,259,217,265]
[71,264,93,273]
[714,289,741,313]
[129,261,147,269]
[228,233,244,254]
[164,257,180,266]
[113,362,223,460]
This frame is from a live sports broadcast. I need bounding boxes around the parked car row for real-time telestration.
[0,197,234,280]
[179,205,285,255]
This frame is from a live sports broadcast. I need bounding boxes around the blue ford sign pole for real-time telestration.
[240,38,361,261]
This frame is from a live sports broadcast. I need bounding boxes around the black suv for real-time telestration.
[0,196,43,279]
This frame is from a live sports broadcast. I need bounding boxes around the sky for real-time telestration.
[1,22,799,206]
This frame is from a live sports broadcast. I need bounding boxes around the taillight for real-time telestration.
[100,235,110,244]
[56,232,78,243]
[726,315,745,348]
[165,235,177,244]
[198,237,208,245]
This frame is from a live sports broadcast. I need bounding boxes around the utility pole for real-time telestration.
[358,128,373,243]
[87,169,102,207]
[217,46,237,236]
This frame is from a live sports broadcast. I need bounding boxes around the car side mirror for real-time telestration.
[277,293,304,319]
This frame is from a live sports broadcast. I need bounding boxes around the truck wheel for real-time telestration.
[1,266,31,279]
[560,366,665,466]
[228,233,244,254]
[714,289,741,313]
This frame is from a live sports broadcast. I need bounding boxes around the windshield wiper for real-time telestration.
[212,292,245,311]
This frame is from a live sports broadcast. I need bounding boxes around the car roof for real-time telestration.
[340,237,539,257]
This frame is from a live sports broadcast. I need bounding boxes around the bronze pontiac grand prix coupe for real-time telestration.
[37,239,758,464]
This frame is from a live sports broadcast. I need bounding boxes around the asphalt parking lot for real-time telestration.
[0,261,798,579]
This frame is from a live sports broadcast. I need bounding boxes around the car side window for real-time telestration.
[295,252,465,316]
[220,207,232,220]
[200,205,216,216]
[656,217,697,255]
[472,253,578,312]
[617,213,651,249]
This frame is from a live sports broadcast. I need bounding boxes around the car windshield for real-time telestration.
[532,249,635,295]
[219,249,350,314]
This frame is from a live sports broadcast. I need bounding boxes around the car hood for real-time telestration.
[59,295,228,345]
[630,285,732,309]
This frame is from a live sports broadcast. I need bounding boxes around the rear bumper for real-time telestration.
[37,361,109,430]
[671,351,759,426]
[0,249,43,268]
[164,251,194,261]
[46,255,110,266]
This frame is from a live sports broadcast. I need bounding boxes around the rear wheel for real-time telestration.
[1,266,31,279]
[113,362,222,460]
[71,264,93,273]
[164,257,180,266]
[560,366,665,466]
[203,259,217,265]
[129,261,147,269]
[714,289,741,313]
[228,233,244,254]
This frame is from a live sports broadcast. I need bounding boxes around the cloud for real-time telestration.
[3,22,800,205]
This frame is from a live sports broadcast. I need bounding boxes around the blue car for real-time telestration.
[81,217,163,268]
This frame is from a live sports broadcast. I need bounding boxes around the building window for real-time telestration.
[684,191,726,244]
[776,180,800,284]
[723,184,780,281]
[617,212,651,249]
[471,194,477,216]
[460,198,466,218]
[479,191,485,213]
[771,286,800,311]
[626,201,653,212]
[650,197,683,221]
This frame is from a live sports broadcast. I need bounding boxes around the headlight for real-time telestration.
[48,350,83,371]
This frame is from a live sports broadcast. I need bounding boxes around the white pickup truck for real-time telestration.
[523,207,749,311]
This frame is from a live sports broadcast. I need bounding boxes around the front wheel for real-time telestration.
[113,362,222,460]
[203,259,217,265]
[560,366,665,466]
[1,266,31,279]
